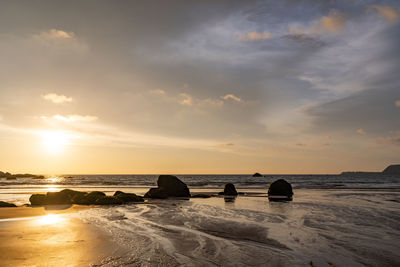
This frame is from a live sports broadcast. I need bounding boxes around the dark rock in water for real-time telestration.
[144,175,190,198]
[6,176,17,180]
[382,164,400,174]
[268,179,293,201]
[29,194,47,205]
[113,191,144,202]
[222,183,238,196]
[252,172,263,177]
[0,201,16,207]
[157,175,190,197]
[144,188,168,199]
[96,196,123,205]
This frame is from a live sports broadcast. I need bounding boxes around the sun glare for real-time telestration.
[41,131,69,154]
[35,214,64,226]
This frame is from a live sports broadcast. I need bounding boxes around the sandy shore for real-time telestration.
[0,206,119,266]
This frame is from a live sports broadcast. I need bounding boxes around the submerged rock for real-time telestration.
[268,179,293,201]
[144,175,190,198]
[0,201,17,207]
[191,194,212,198]
[252,172,263,177]
[220,183,238,196]
[113,191,144,202]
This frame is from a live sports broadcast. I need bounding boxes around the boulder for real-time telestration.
[157,175,190,197]
[222,183,238,196]
[382,164,400,174]
[72,191,106,205]
[29,194,47,205]
[96,196,123,205]
[144,188,168,199]
[46,191,72,204]
[113,191,144,202]
[144,175,190,198]
[0,201,16,207]
[268,179,293,201]
[252,172,263,177]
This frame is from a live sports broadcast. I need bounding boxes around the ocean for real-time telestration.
[1,174,399,266]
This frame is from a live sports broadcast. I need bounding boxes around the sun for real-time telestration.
[41,131,69,154]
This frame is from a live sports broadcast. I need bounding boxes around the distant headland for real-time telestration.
[341,164,400,175]
[0,171,44,180]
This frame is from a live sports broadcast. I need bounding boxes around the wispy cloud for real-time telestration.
[42,93,72,104]
[357,128,366,135]
[149,89,165,95]
[179,93,193,106]
[222,94,242,102]
[291,9,346,35]
[41,114,98,123]
[237,31,270,41]
[34,29,75,41]
[370,5,399,23]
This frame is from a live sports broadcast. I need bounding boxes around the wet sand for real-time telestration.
[0,206,120,266]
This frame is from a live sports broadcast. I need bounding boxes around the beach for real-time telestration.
[1,184,399,266]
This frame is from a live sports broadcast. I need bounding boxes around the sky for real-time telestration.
[0,0,399,174]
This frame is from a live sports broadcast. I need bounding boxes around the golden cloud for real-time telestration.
[238,31,271,41]
[371,5,399,23]
[42,93,72,104]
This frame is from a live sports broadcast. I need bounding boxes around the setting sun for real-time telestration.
[40,131,69,154]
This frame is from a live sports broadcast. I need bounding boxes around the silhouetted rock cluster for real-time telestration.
[268,179,293,201]
[29,189,144,206]
[0,201,16,207]
[0,171,44,179]
[144,175,190,198]
[252,172,263,177]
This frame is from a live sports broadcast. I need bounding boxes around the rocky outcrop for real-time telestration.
[0,171,44,179]
[268,179,293,201]
[252,172,263,177]
[218,183,238,196]
[382,164,400,174]
[29,189,143,206]
[144,175,190,198]
[0,201,16,207]
[113,191,144,202]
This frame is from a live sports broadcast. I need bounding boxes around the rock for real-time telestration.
[382,164,400,174]
[96,196,123,205]
[46,191,72,204]
[60,189,86,199]
[0,201,16,207]
[84,191,106,203]
[29,194,47,205]
[144,175,190,198]
[144,188,168,199]
[252,172,263,177]
[268,179,293,201]
[157,175,190,197]
[222,183,238,196]
[113,191,144,202]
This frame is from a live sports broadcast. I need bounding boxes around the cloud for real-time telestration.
[34,29,75,41]
[42,93,73,104]
[149,89,166,95]
[371,5,399,23]
[222,94,242,102]
[395,100,400,107]
[51,114,98,122]
[375,131,400,146]
[357,128,366,135]
[179,93,193,106]
[291,9,346,35]
[237,31,270,41]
